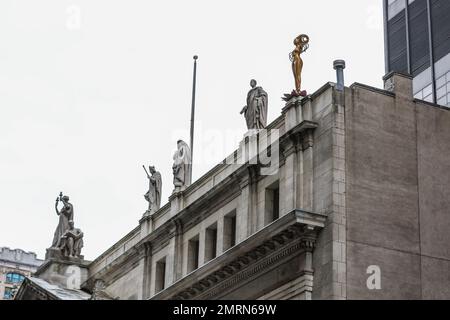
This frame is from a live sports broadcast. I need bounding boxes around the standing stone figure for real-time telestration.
[172,140,192,192]
[143,165,162,215]
[240,79,268,130]
[51,192,74,248]
[58,220,84,258]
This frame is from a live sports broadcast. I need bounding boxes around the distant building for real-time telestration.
[0,247,43,300]
[383,0,450,106]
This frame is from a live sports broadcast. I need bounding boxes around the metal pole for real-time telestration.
[189,55,198,182]
[383,0,390,74]
[405,0,412,75]
[426,0,436,103]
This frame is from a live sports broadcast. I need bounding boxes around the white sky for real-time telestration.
[0,0,384,261]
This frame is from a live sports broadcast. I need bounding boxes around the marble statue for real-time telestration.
[172,140,192,192]
[51,192,74,248]
[240,79,268,130]
[58,220,84,258]
[143,165,162,215]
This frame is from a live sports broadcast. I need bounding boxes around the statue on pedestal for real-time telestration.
[283,34,310,101]
[240,79,268,130]
[172,140,191,192]
[51,192,74,248]
[143,165,162,215]
[48,192,84,260]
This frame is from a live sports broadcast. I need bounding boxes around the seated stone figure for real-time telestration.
[58,221,84,258]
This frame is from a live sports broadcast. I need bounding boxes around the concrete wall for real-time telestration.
[416,101,450,299]
[345,75,450,299]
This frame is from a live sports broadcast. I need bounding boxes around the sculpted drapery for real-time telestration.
[144,166,162,214]
[241,79,268,130]
[51,194,74,248]
[49,193,84,259]
[172,140,191,191]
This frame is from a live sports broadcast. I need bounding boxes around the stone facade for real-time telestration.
[16,72,450,300]
[0,247,43,300]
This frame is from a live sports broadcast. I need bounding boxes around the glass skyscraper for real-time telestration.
[383,0,450,107]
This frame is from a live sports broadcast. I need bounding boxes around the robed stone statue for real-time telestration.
[51,192,74,248]
[58,220,84,258]
[240,79,268,130]
[143,165,162,215]
[172,140,192,192]
[48,192,84,259]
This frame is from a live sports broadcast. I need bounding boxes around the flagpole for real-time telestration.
[189,55,198,183]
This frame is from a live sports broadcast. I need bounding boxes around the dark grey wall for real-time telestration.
[416,102,450,299]
[345,85,450,299]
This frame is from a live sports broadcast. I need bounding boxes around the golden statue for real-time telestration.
[290,34,309,94]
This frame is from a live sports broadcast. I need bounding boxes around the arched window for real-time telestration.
[5,272,25,284]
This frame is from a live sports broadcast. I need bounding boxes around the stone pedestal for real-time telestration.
[35,256,90,290]
[169,191,185,217]
[45,247,84,261]
[139,214,154,238]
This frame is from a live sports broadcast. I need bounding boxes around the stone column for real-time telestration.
[141,242,152,299]
[296,147,304,210]
[237,175,250,243]
[302,130,314,211]
[281,138,297,216]
[169,191,185,218]
[216,217,224,256]
[139,215,153,239]
[247,166,259,236]
[164,219,183,285]
[198,228,206,267]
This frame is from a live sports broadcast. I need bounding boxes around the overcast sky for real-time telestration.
[0,0,384,261]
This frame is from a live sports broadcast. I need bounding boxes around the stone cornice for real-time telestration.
[15,277,59,300]
[150,209,326,300]
[350,82,395,98]
[35,258,90,277]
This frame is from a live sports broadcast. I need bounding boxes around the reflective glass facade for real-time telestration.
[384,0,450,107]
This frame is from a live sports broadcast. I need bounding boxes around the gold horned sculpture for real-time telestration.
[290,34,309,94]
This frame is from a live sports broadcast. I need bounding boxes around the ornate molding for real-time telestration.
[151,209,326,300]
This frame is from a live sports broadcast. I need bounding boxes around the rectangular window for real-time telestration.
[223,211,237,251]
[409,0,430,76]
[437,85,447,100]
[265,182,280,225]
[187,235,200,273]
[414,91,423,99]
[3,287,13,300]
[388,0,406,20]
[437,96,447,106]
[155,257,166,293]
[423,84,433,98]
[204,223,218,262]
[424,93,433,102]
[436,75,446,89]
[431,0,450,62]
